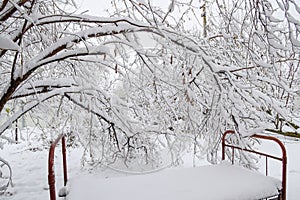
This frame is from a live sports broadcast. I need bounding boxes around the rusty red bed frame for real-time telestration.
[222,130,287,200]
[48,130,287,200]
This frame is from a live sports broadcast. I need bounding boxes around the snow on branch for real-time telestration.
[24,24,153,74]
[12,77,78,99]
[35,45,110,68]
[0,35,20,51]
[36,15,149,28]
[0,0,30,21]
[0,86,83,135]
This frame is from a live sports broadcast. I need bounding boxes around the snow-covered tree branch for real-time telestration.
[0,0,299,168]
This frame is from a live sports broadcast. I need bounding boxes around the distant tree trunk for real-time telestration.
[202,2,207,37]
[15,120,18,142]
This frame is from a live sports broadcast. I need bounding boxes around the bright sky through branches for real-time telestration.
[75,0,169,16]
[75,0,111,15]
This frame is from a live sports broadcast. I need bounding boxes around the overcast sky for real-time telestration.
[75,0,110,15]
[74,0,300,21]
[74,0,170,16]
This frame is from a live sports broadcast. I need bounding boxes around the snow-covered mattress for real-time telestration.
[67,162,282,200]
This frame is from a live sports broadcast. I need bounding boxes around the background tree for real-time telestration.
[107,0,300,165]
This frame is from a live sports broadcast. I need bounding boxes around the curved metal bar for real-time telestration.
[0,157,12,194]
[221,130,287,200]
[48,134,68,200]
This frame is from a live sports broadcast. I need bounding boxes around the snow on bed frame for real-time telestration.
[48,130,287,200]
[222,130,287,200]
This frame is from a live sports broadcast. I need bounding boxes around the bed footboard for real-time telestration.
[221,130,287,200]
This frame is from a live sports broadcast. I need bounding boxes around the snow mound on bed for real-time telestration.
[67,162,281,200]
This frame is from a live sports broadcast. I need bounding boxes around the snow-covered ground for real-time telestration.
[0,131,299,200]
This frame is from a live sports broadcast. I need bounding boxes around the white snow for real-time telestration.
[0,36,20,51]
[67,162,281,200]
[253,59,273,68]
[291,33,300,47]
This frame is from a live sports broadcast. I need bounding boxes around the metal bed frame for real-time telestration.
[222,130,287,200]
[48,130,287,200]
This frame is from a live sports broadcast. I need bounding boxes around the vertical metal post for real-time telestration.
[48,134,68,200]
[62,136,68,186]
[231,147,234,164]
[282,154,287,200]
[222,133,225,160]
[48,142,56,200]
[265,156,268,176]
[222,130,235,160]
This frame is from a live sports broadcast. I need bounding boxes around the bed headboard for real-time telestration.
[221,130,287,200]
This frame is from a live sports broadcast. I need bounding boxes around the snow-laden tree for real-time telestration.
[0,0,299,169]
[102,0,300,165]
[0,0,203,168]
